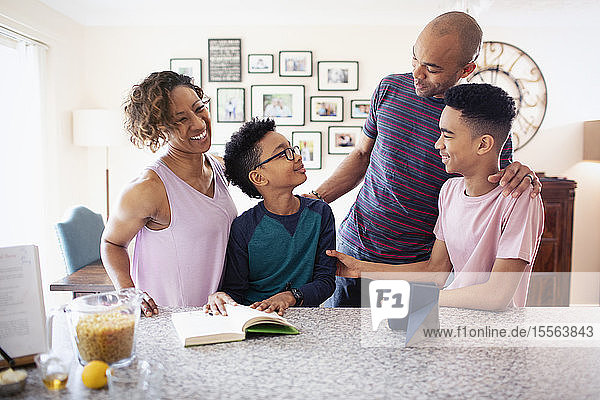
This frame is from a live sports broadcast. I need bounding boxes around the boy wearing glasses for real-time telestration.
[205,118,336,316]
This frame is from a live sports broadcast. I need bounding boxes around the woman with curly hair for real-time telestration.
[101,71,237,316]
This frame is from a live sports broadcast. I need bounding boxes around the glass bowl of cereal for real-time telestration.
[48,288,144,367]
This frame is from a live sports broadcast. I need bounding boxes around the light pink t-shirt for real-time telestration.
[433,177,544,307]
[131,155,237,306]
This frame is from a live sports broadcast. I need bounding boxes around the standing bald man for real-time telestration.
[310,12,541,307]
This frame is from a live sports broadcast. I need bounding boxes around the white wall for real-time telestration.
[80,24,418,226]
[0,0,87,309]
[2,1,599,306]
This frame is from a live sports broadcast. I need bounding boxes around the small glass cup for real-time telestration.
[34,352,70,391]
[107,359,164,399]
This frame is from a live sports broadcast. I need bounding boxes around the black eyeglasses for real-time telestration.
[255,146,300,168]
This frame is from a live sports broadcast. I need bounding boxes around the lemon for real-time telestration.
[81,360,109,389]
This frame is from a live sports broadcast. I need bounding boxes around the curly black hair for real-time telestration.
[444,83,516,150]
[224,118,276,198]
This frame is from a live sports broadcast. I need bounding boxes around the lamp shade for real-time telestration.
[583,120,600,162]
[72,109,125,147]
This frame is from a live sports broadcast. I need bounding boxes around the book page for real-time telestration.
[225,304,291,327]
[171,310,244,342]
[0,245,47,360]
[171,306,293,341]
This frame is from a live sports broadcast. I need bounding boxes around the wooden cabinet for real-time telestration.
[526,174,576,306]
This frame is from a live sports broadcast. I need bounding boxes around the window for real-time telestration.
[0,30,46,246]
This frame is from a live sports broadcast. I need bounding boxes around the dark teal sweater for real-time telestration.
[219,196,336,306]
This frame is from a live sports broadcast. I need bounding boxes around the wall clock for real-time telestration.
[466,41,547,151]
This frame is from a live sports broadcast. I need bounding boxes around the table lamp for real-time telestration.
[72,109,125,218]
[583,120,600,162]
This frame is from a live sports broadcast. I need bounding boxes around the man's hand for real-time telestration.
[203,291,238,316]
[250,292,296,316]
[301,190,323,201]
[326,249,361,278]
[488,161,541,198]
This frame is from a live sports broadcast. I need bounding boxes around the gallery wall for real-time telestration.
[1,0,598,307]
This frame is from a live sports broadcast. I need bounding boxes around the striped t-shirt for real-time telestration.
[338,73,513,264]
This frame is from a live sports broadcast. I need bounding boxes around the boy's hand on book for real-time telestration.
[326,250,360,278]
[204,292,238,316]
[250,292,296,316]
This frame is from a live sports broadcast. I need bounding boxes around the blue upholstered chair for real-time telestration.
[55,206,105,274]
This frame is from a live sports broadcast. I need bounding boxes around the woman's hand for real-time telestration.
[250,292,296,316]
[204,292,238,316]
[141,292,158,317]
[326,249,361,278]
[488,161,541,198]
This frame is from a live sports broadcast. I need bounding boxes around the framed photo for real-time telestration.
[292,131,322,169]
[310,96,343,122]
[170,58,202,86]
[216,88,245,123]
[350,99,370,119]
[251,85,305,126]
[279,51,313,77]
[328,126,361,154]
[208,39,242,82]
[248,54,273,73]
[318,61,359,91]
[210,144,226,158]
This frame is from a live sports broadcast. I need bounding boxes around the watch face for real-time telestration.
[291,288,302,302]
[466,41,547,150]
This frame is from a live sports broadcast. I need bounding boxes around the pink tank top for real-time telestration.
[131,155,237,306]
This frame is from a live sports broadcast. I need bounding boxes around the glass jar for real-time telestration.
[48,288,143,366]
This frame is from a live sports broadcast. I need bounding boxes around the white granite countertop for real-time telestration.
[8,306,600,399]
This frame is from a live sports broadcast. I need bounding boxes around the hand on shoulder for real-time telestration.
[488,161,541,199]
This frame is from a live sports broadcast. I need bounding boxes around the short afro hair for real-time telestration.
[444,83,516,150]
[224,118,276,198]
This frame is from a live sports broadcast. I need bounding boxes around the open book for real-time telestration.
[171,304,299,346]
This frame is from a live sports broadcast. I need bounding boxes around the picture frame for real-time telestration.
[251,85,305,126]
[216,88,245,123]
[350,99,370,119]
[248,54,273,73]
[292,131,322,170]
[318,61,359,91]
[170,58,202,87]
[208,39,242,82]
[279,51,313,77]
[328,126,361,154]
[310,96,343,122]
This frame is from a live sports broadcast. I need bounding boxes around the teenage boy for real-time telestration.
[328,84,544,310]
[205,118,336,316]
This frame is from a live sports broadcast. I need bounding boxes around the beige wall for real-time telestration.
[2,0,598,307]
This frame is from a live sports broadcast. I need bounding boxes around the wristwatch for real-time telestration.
[289,287,304,306]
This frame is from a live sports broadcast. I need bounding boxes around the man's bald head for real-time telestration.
[424,11,483,66]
